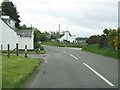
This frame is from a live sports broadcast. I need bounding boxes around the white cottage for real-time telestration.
[1,15,16,29]
[59,31,77,43]
[0,17,18,50]
[0,0,34,50]
[0,16,34,50]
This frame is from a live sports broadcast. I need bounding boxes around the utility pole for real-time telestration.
[66,27,68,41]
[31,24,32,29]
[59,24,60,38]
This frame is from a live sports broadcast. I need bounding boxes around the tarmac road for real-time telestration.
[29,45,118,88]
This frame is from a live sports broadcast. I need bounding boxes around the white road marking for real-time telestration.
[64,51,67,53]
[45,60,48,63]
[69,54,78,59]
[83,63,115,87]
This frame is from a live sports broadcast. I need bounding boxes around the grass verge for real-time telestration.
[2,55,41,89]
[83,44,119,59]
[0,49,46,55]
[44,41,86,48]
[36,50,46,54]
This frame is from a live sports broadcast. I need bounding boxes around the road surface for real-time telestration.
[29,45,118,88]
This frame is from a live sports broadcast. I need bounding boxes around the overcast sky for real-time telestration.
[1,0,119,37]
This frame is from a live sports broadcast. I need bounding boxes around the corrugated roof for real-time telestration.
[16,30,33,37]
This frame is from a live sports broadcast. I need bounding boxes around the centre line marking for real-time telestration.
[83,63,115,87]
[69,54,78,59]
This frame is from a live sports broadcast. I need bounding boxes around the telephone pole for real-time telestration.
[66,27,68,41]
[59,24,60,38]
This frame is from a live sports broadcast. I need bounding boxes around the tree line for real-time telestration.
[86,28,120,51]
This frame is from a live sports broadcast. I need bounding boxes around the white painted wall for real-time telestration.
[0,19,2,49]
[1,16,16,29]
[0,18,34,50]
[0,19,18,50]
[59,31,77,43]
[18,36,34,50]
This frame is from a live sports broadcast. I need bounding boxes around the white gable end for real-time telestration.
[59,31,77,43]
[0,19,18,50]
[0,18,34,50]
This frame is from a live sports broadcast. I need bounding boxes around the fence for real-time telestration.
[0,43,28,58]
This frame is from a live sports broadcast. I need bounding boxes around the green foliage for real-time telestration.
[34,29,50,49]
[36,50,46,54]
[40,45,44,50]
[50,31,60,39]
[99,34,108,48]
[2,55,41,88]
[34,42,41,49]
[83,44,119,59]
[2,1,21,28]
[76,37,88,41]
[39,34,48,41]
[86,35,100,44]
[44,41,85,48]
[87,28,120,51]
[18,24,32,30]
[34,29,42,42]
[34,29,50,42]
[103,28,110,36]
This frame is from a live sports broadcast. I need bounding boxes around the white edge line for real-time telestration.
[83,63,115,87]
[69,54,78,59]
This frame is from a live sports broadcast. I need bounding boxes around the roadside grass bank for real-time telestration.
[44,41,86,48]
[37,50,46,54]
[0,49,46,55]
[82,44,119,59]
[2,55,42,88]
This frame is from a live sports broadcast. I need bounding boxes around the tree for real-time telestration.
[1,1,21,28]
[103,28,110,36]
[34,29,50,42]
[112,28,120,50]
[99,34,108,48]
[18,24,32,30]
[86,35,100,44]
[50,31,60,39]
[34,29,42,42]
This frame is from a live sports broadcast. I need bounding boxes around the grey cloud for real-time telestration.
[11,0,118,37]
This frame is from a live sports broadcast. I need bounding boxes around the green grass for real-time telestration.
[44,41,86,48]
[39,50,46,54]
[83,44,119,59]
[0,49,46,55]
[36,50,46,54]
[2,55,41,88]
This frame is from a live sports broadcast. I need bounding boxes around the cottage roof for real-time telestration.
[16,30,33,37]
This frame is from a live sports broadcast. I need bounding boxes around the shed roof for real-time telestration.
[16,30,33,37]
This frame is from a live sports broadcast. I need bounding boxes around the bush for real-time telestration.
[83,44,118,59]
[34,42,40,49]
[40,46,44,50]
